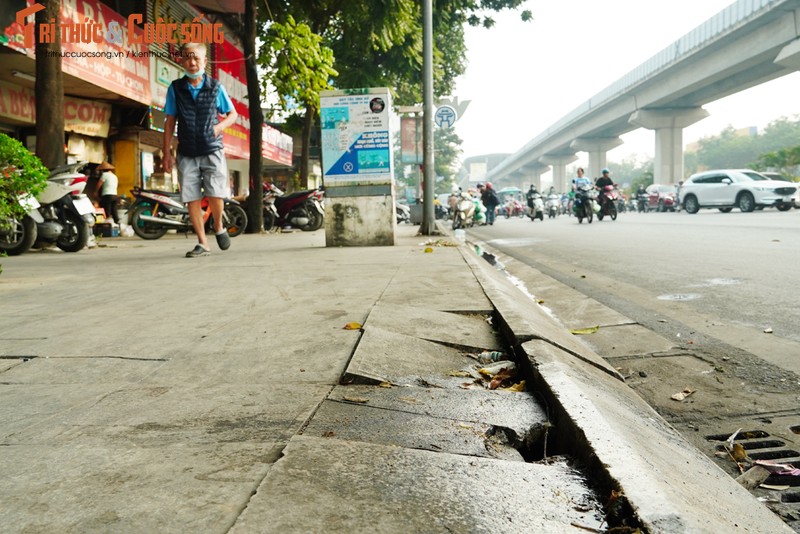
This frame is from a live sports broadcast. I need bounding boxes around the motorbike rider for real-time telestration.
[525,184,539,210]
[573,167,591,190]
[595,168,615,210]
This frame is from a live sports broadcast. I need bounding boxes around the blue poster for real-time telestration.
[320,89,393,185]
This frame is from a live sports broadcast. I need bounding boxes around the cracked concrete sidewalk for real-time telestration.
[0,223,789,533]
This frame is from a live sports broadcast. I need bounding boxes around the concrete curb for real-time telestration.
[451,229,791,533]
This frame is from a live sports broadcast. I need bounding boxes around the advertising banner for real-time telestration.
[320,88,393,185]
[261,124,293,167]
[0,80,111,137]
[3,0,151,105]
[213,36,249,159]
[400,116,422,164]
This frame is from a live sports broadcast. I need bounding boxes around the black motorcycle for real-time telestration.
[573,184,595,224]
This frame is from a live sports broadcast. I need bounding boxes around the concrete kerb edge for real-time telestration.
[445,226,789,533]
[454,235,623,382]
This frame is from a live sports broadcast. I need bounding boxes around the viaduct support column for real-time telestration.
[570,137,623,180]
[522,164,550,191]
[539,154,578,192]
[629,107,709,184]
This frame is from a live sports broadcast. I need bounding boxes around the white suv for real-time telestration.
[680,169,797,213]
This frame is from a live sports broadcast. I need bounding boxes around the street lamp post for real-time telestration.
[421,0,436,235]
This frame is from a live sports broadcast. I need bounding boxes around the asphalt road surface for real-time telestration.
[468,207,800,376]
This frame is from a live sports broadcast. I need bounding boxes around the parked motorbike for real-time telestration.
[597,185,619,221]
[573,184,595,224]
[262,183,325,232]
[395,202,411,224]
[128,188,248,240]
[546,193,560,219]
[452,192,476,230]
[0,163,94,255]
[527,192,544,221]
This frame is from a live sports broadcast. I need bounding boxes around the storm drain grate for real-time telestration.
[706,429,800,529]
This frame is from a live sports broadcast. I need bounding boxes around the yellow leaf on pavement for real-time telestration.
[343,322,362,330]
[570,326,600,335]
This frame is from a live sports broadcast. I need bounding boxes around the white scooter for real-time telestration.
[0,163,95,255]
[546,193,560,218]
[452,192,476,230]
[528,191,544,221]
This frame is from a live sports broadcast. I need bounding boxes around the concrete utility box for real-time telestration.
[320,88,396,247]
[325,189,396,247]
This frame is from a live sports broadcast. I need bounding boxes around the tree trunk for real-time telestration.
[243,0,263,233]
[35,0,64,168]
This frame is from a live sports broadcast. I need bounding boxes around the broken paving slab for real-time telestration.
[378,262,492,313]
[327,384,547,445]
[462,248,623,381]
[342,326,478,386]
[303,399,524,461]
[366,303,501,351]
[231,435,604,534]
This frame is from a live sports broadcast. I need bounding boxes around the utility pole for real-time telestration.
[420,0,436,235]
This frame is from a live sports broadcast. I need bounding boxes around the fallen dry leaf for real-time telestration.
[342,396,369,404]
[343,322,362,330]
[570,326,600,335]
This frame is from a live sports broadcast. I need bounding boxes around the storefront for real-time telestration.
[2,0,293,205]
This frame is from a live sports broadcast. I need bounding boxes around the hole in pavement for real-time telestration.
[782,492,800,502]
[791,425,800,435]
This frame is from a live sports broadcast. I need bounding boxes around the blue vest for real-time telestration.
[171,76,224,157]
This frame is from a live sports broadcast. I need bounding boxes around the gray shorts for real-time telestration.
[177,149,230,203]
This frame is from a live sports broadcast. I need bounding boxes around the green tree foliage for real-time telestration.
[0,133,49,225]
[600,158,654,194]
[434,126,463,193]
[260,16,338,116]
[751,146,800,176]
[260,1,530,184]
[393,125,463,198]
[259,15,338,186]
[684,116,800,176]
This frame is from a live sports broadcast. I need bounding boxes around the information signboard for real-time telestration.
[320,88,393,185]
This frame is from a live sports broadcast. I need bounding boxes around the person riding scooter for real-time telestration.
[595,168,615,211]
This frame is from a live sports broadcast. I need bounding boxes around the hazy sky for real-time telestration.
[452,0,800,168]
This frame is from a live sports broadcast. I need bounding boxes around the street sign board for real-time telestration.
[320,88,393,185]
[434,105,457,128]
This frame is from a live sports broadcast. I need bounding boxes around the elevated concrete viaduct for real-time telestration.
[488,0,800,188]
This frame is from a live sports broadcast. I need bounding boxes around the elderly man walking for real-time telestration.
[162,42,239,257]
